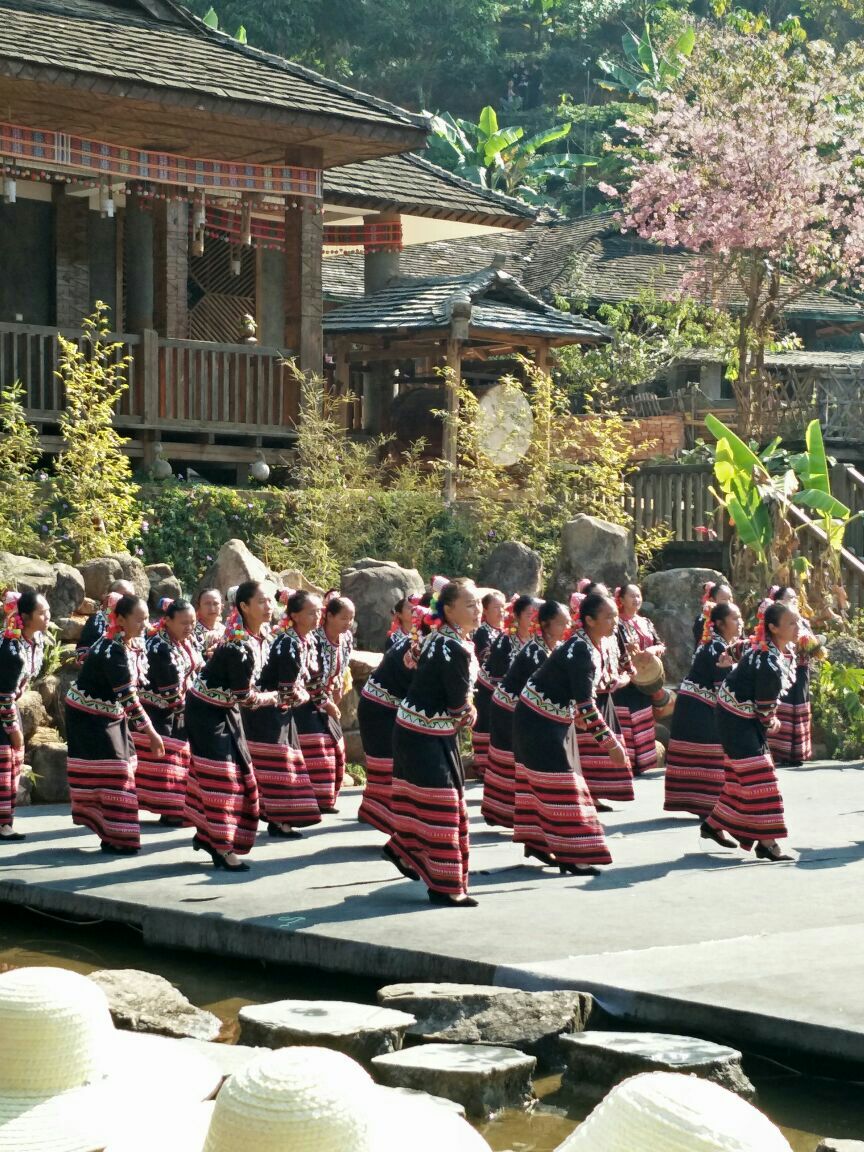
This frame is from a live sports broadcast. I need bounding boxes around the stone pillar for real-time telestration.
[88,214,117,320]
[363,212,401,295]
[54,187,90,328]
[153,196,189,338]
[124,192,154,334]
[257,247,285,348]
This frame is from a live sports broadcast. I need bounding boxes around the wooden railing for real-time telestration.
[0,323,300,438]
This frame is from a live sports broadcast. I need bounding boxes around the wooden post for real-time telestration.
[141,328,159,426]
[153,195,189,339]
[54,187,90,328]
[284,147,324,378]
[535,340,549,375]
[334,339,350,430]
[443,336,462,503]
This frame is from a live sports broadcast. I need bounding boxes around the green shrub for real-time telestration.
[811,660,864,760]
[0,379,43,556]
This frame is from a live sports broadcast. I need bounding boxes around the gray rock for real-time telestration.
[51,564,85,618]
[278,568,325,596]
[238,1000,416,1065]
[560,1031,754,1101]
[0,553,84,618]
[37,667,77,737]
[343,728,366,765]
[641,567,727,683]
[478,542,543,598]
[18,690,49,742]
[148,574,184,615]
[372,1042,536,1119]
[110,552,151,600]
[377,983,593,1071]
[197,539,279,600]
[815,1141,864,1151]
[550,516,636,601]
[78,556,125,600]
[377,1085,466,1117]
[88,969,222,1041]
[29,737,69,804]
[15,767,32,807]
[826,635,864,669]
[57,616,84,643]
[341,560,425,651]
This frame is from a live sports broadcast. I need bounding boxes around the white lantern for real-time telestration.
[250,452,270,484]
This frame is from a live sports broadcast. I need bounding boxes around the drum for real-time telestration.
[632,652,665,698]
[652,688,676,721]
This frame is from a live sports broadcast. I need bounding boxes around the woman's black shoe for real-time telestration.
[267,823,303,839]
[383,843,420,881]
[427,890,479,907]
[700,822,738,850]
[523,846,556,867]
[0,830,25,842]
[159,815,186,827]
[558,862,600,876]
[100,841,138,856]
[594,799,615,813]
[755,842,794,862]
[218,856,251,872]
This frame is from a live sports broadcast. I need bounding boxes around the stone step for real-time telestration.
[237,999,415,1065]
[560,1030,754,1101]
[372,1041,536,1118]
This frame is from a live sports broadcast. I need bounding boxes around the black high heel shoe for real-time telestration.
[382,843,420,881]
[0,830,26,843]
[267,823,303,839]
[193,835,250,871]
[428,890,479,908]
[100,841,138,856]
[558,862,600,876]
[523,846,556,867]
[755,841,794,862]
[699,822,738,850]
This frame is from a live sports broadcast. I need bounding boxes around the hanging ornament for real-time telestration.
[2,177,16,204]
[230,243,242,277]
[240,196,252,247]
[98,180,115,219]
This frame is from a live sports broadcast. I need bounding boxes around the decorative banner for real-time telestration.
[204,207,402,255]
[0,122,321,197]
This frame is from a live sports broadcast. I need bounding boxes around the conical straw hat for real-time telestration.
[557,1072,793,1152]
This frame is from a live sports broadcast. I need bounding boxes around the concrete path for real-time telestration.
[3,759,864,1061]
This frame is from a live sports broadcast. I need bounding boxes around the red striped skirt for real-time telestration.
[133,730,190,820]
[471,730,490,781]
[614,686,658,775]
[513,760,612,867]
[664,737,726,816]
[247,738,321,828]
[388,778,470,897]
[0,742,24,825]
[68,754,140,850]
[357,754,393,834]
[184,752,259,856]
[298,731,346,812]
[576,732,635,802]
[481,742,516,829]
[768,701,812,766]
[706,752,788,850]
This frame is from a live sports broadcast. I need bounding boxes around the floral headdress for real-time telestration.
[699,600,715,647]
[319,588,339,629]
[751,597,773,651]
[2,590,23,640]
[104,591,126,640]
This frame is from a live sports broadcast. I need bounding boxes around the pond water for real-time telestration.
[2,905,863,1151]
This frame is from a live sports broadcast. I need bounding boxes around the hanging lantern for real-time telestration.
[250,451,270,484]
[230,244,242,277]
[98,181,115,219]
[151,442,173,481]
[240,196,253,247]
[192,192,206,257]
[2,178,16,204]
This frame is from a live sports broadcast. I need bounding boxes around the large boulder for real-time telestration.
[18,690,49,742]
[550,516,636,601]
[37,666,78,737]
[341,559,425,651]
[146,563,183,613]
[278,568,325,597]
[641,567,727,684]
[478,542,543,598]
[79,553,149,601]
[377,983,593,1071]
[28,733,69,804]
[0,553,84,617]
[825,635,864,669]
[87,969,222,1042]
[197,539,279,600]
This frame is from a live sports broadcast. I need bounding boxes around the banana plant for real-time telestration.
[598,19,695,103]
[790,420,855,554]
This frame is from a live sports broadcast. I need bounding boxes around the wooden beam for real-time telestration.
[284,147,324,376]
[443,336,461,503]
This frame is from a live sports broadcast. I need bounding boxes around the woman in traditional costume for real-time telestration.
[75,579,135,665]
[702,600,798,861]
[767,586,820,767]
[470,590,505,781]
[193,588,225,661]
[664,601,742,817]
[184,580,274,871]
[385,597,416,652]
[243,588,322,840]
[512,592,620,874]
[692,582,733,650]
[482,600,570,830]
[384,581,481,907]
[294,594,355,814]
[66,594,162,855]
[612,584,665,776]
[134,597,201,827]
[0,590,50,842]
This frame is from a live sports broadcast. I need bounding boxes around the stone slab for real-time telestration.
[372,1042,536,1117]
[816,1141,864,1151]
[88,968,222,1041]
[237,999,415,1064]
[560,1030,754,1099]
[3,762,864,1068]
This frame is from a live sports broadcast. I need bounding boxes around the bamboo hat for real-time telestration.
[557,1072,792,1152]
[0,967,223,1152]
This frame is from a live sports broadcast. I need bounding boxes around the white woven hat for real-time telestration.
[557,1071,792,1152]
[0,967,223,1152]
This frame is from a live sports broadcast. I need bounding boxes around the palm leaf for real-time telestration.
[520,124,572,154]
[705,413,764,474]
[478,106,499,141]
[804,419,831,495]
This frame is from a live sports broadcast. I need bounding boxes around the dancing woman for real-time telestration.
[295,595,355,813]
[385,581,481,907]
[134,598,201,826]
[767,586,818,767]
[612,583,664,776]
[184,580,275,871]
[512,592,621,874]
[0,591,50,842]
[471,590,505,781]
[193,588,225,661]
[664,601,742,817]
[482,600,570,830]
[76,579,135,664]
[692,582,733,650]
[385,597,415,652]
[66,594,164,855]
[702,601,798,862]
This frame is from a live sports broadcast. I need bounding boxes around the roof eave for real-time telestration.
[322,188,532,229]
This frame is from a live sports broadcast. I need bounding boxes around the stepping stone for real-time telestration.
[372,1042,536,1118]
[560,1031,755,1100]
[377,1084,466,1117]
[88,968,222,1042]
[237,999,415,1065]
[816,1142,864,1151]
[378,982,593,1071]
[179,1038,267,1083]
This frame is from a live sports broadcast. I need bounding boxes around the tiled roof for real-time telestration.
[683,349,864,369]
[0,0,427,134]
[323,268,608,343]
[324,153,536,228]
[323,212,864,324]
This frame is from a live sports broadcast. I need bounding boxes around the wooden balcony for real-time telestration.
[0,322,301,475]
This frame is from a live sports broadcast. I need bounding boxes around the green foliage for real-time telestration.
[811,660,864,759]
[0,380,43,556]
[597,17,695,99]
[51,304,142,563]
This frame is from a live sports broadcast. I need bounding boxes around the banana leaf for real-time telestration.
[705,413,764,474]
[804,419,831,495]
[793,489,850,519]
[726,495,767,560]
[478,106,499,140]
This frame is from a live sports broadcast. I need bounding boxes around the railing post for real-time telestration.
[139,329,159,469]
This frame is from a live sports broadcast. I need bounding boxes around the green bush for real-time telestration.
[811,660,864,760]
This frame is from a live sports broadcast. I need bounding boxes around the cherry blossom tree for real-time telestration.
[611,26,864,439]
